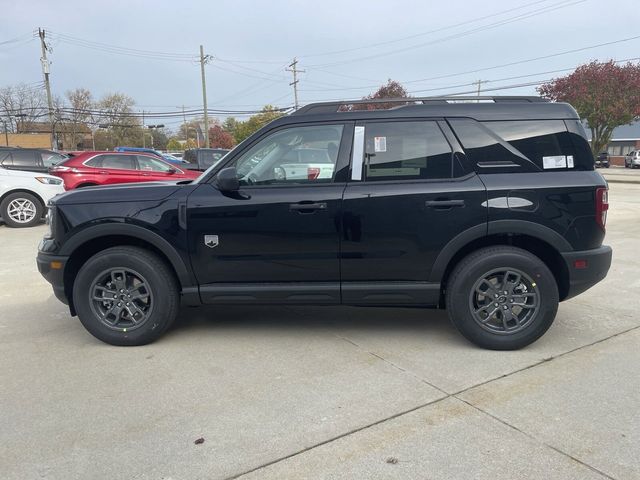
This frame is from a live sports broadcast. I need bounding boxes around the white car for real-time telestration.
[0,167,65,228]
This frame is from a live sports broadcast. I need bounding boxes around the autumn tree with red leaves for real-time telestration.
[538,61,640,154]
[343,79,411,111]
[208,124,236,149]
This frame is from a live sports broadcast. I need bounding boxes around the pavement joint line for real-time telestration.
[455,397,617,480]
[223,395,449,480]
[225,325,640,479]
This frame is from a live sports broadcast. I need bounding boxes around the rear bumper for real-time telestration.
[561,245,612,300]
[36,251,69,306]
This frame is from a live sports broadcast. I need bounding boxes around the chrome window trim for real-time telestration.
[351,126,365,181]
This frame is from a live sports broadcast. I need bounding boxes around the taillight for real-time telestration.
[307,167,321,180]
[595,187,609,231]
[51,165,79,173]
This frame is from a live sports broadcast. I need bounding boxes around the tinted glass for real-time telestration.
[137,155,172,172]
[486,120,576,170]
[85,156,102,167]
[184,150,196,163]
[40,152,66,167]
[450,119,525,168]
[200,151,224,169]
[99,155,135,170]
[231,124,344,186]
[10,151,36,166]
[364,121,453,181]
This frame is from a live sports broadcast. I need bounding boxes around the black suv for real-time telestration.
[0,148,67,173]
[37,96,612,350]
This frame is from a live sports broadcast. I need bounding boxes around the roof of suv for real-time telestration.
[281,96,579,124]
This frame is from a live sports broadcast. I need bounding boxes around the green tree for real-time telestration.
[166,138,183,151]
[538,60,640,154]
[230,105,284,143]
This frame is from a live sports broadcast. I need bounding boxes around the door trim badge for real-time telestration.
[204,235,219,248]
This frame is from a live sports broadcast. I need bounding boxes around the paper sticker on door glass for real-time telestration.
[374,136,387,153]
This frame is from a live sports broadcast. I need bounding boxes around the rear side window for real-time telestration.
[9,151,37,167]
[40,152,66,167]
[200,151,224,169]
[364,121,453,181]
[183,150,196,163]
[485,120,576,170]
[99,155,135,170]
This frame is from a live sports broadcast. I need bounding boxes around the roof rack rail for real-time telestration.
[293,96,548,115]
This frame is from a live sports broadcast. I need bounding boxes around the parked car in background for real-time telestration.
[625,150,640,168]
[49,151,201,189]
[114,147,187,165]
[595,151,610,168]
[183,148,229,171]
[0,148,67,174]
[1,167,64,227]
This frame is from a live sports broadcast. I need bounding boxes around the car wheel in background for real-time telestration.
[73,246,179,346]
[1,192,43,228]
[446,246,559,350]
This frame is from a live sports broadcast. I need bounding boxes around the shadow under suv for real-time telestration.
[37,96,612,350]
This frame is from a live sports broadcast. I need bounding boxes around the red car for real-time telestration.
[49,151,201,189]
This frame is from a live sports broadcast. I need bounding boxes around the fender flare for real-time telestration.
[428,220,572,283]
[59,223,194,287]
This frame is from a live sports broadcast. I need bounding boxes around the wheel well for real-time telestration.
[0,189,46,215]
[63,235,182,315]
[440,234,570,305]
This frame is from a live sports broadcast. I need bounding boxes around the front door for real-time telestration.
[187,122,352,304]
[97,154,140,185]
[340,119,487,305]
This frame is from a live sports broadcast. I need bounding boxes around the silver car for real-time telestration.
[625,150,640,168]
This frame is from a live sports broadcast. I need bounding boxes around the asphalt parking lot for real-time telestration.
[1,181,639,480]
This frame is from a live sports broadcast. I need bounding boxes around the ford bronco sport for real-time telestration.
[37,96,612,349]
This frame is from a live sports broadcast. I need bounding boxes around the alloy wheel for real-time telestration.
[7,198,37,224]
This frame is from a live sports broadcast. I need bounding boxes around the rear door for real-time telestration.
[96,154,139,184]
[340,119,487,305]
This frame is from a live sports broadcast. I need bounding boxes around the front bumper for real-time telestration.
[36,251,69,306]
[561,245,612,300]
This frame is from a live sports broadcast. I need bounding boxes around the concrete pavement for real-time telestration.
[0,183,638,479]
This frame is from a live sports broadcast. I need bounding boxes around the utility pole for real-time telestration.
[199,45,212,147]
[38,28,55,149]
[182,105,188,145]
[142,110,146,148]
[473,79,489,101]
[286,57,305,110]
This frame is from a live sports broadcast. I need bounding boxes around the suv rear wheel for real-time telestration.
[73,246,179,346]
[446,246,558,350]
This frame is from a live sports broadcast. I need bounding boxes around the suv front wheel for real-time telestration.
[73,246,179,346]
[446,246,559,350]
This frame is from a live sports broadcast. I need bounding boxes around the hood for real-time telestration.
[53,180,191,205]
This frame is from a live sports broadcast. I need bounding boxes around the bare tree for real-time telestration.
[0,83,47,132]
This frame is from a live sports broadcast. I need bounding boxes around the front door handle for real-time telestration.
[289,202,327,213]
[425,199,465,209]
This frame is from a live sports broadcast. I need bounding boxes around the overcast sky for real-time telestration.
[1,0,638,130]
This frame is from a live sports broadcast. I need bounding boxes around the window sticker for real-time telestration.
[542,155,567,169]
[374,136,387,152]
[567,155,574,168]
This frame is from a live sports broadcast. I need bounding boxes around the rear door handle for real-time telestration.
[289,202,327,213]
[425,199,465,209]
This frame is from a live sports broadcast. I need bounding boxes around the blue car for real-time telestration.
[114,147,186,165]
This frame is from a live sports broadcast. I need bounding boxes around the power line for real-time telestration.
[306,0,585,68]
[299,0,553,59]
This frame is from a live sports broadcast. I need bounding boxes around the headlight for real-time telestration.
[36,176,63,185]
[44,207,55,238]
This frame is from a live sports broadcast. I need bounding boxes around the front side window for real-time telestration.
[229,124,343,186]
[41,152,66,167]
[137,155,173,172]
[99,155,135,170]
[363,121,453,181]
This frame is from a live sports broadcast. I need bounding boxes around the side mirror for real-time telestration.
[215,167,239,192]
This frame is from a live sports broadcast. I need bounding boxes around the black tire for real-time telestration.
[0,191,44,228]
[73,246,179,346]
[445,246,559,350]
